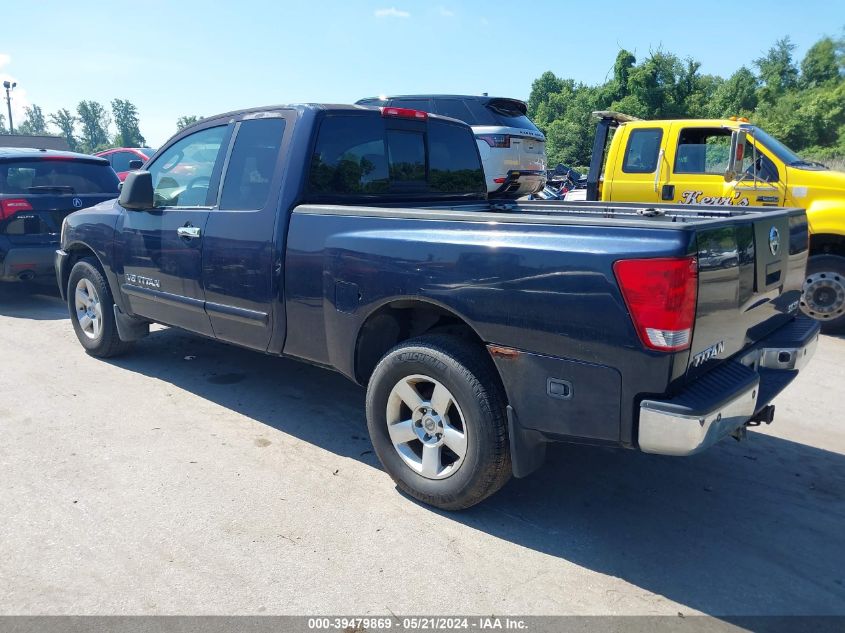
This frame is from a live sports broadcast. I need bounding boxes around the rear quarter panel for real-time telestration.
[283,207,696,445]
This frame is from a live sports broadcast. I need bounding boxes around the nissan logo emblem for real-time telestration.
[769,226,780,256]
[72,197,83,208]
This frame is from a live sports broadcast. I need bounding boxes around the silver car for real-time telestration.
[356,94,546,198]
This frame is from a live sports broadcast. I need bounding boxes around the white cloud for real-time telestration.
[438,6,454,17]
[374,7,410,18]
[0,53,10,69]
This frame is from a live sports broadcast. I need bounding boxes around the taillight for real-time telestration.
[380,106,428,120]
[613,256,698,352]
[0,198,33,221]
[477,134,511,148]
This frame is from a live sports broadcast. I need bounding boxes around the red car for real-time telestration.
[94,147,157,181]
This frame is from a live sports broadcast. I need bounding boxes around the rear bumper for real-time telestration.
[638,316,820,456]
[0,241,58,282]
[489,170,545,198]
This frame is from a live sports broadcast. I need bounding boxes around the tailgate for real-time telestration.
[513,136,546,173]
[686,208,809,379]
[1,194,115,245]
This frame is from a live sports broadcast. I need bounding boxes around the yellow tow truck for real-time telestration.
[579,111,845,331]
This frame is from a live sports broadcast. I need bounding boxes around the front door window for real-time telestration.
[147,126,227,207]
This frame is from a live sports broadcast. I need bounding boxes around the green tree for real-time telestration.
[111,98,145,147]
[17,105,49,135]
[176,115,202,131]
[49,108,79,151]
[527,33,845,172]
[610,49,637,100]
[0,112,7,135]
[801,37,840,86]
[76,100,111,152]
[755,37,799,104]
[707,66,758,118]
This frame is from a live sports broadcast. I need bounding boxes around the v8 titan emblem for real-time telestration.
[125,273,160,289]
[768,226,781,256]
[72,197,83,208]
[691,341,725,367]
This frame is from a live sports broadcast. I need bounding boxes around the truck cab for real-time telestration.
[586,112,845,331]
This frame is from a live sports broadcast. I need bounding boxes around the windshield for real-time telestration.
[0,159,120,194]
[748,126,826,169]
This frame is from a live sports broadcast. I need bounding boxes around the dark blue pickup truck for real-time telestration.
[56,104,820,509]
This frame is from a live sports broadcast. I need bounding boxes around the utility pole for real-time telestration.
[3,81,16,133]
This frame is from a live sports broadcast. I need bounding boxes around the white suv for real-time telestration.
[356,95,546,198]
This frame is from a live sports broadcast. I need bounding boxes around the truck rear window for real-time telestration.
[0,159,119,194]
[307,114,485,199]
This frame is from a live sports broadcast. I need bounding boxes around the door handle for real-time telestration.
[177,225,201,239]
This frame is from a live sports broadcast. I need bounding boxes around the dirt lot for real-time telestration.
[1,283,844,616]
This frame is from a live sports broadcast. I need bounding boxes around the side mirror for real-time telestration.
[128,159,143,170]
[118,171,154,210]
[725,129,747,181]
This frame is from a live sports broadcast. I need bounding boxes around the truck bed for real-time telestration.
[303,199,805,229]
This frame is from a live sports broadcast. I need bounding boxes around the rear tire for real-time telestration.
[801,254,845,334]
[366,334,511,510]
[67,258,133,358]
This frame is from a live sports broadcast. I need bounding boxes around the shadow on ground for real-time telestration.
[97,325,845,617]
[0,282,66,320]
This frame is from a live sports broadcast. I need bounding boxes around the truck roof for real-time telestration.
[176,103,468,133]
[620,117,743,129]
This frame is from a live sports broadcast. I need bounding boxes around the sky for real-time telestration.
[1,0,843,147]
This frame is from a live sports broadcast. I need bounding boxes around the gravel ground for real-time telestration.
[1,283,843,616]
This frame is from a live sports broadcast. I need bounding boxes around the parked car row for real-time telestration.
[95,147,157,181]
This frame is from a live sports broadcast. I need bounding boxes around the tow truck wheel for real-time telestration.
[67,258,134,358]
[801,255,845,333]
[366,334,512,510]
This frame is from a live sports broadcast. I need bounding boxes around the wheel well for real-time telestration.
[354,300,486,384]
[61,244,100,295]
[810,234,845,258]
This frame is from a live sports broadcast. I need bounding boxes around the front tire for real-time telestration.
[801,254,845,333]
[67,258,133,358]
[366,335,511,510]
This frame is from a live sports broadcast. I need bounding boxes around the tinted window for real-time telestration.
[622,129,663,173]
[674,128,731,174]
[0,159,119,194]
[219,118,286,210]
[148,125,227,207]
[393,98,433,112]
[309,115,389,194]
[433,99,474,124]
[484,99,540,131]
[429,121,486,193]
[307,114,485,198]
[387,130,425,186]
[110,151,138,172]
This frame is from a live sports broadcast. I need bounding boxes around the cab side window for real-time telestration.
[219,118,286,210]
[147,126,227,207]
[674,128,731,174]
[741,141,780,183]
[622,129,662,173]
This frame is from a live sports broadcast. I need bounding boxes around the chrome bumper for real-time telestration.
[638,317,820,456]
